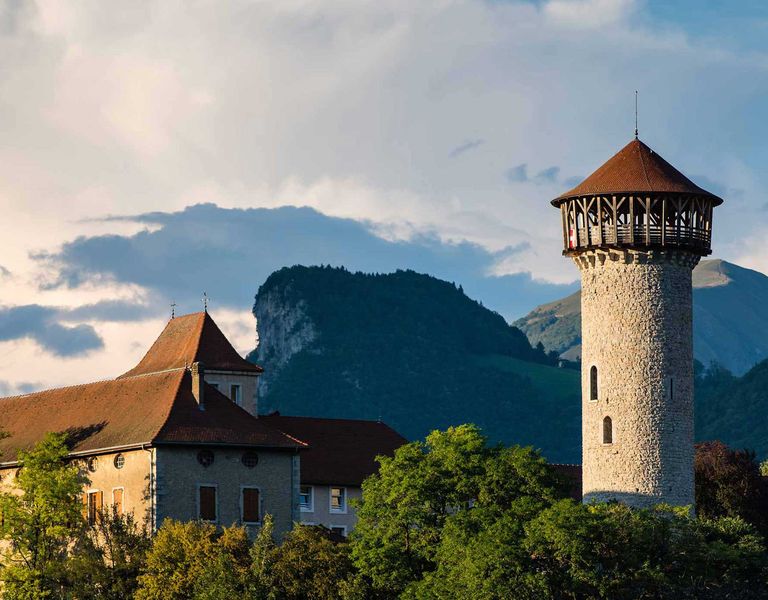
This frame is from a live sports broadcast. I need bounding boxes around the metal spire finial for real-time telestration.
[171,301,177,319]
[203,292,208,313]
[634,90,638,139]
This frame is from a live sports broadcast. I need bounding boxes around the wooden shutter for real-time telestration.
[113,489,124,516]
[242,488,260,523]
[82,493,89,520]
[199,486,216,521]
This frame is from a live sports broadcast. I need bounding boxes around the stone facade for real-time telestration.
[155,445,299,537]
[576,248,699,508]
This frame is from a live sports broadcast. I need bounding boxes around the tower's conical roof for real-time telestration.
[551,138,723,207]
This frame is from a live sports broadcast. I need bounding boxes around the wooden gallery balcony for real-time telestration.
[557,194,716,255]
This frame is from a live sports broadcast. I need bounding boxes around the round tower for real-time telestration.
[552,138,723,508]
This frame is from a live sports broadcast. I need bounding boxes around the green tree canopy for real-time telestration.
[0,432,86,599]
[350,424,567,597]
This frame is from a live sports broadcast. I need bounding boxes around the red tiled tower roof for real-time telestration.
[552,138,723,206]
[120,312,262,378]
[260,414,407,486]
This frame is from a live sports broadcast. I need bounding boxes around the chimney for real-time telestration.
[191,362,205,410]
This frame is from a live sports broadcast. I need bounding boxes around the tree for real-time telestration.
[0,432,86,599]
[135,520,254,600]
[695,441,768,535]
[523,500,768,600]
[351,425,567,597]
[67,507,152,599]
[267,525,355,600]
[761,459,768,477]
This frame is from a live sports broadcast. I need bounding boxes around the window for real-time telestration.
[230,384,241,406]
[86,490,103,525]
[113,454,125,469]
[198,485,217,522]
[242,451,259,468]
[590,366,598,401]
[330,526,347,538]
[197,450,215,467]
[242,487,260,523]
[330,487,346,513]
[603,416,613,444]
[669,377,674,402]
[87,457,98,472]
[299,486,314,512]
[112,488,124,516]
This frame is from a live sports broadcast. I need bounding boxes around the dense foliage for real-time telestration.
[250,266,580,462]
[0,432,86,598]
[695,440,768,536]
[2,430,767,599]
[351,425,768,599]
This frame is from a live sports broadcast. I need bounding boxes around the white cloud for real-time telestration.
[0,0,767,389]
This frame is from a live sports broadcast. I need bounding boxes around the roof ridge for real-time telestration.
[636,140,652,190]
[0,368,187,402]
[190,312,208,365]
[150,368,190,444]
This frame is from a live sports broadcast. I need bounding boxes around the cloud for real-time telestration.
[506,164,528,183]
[449,139,485,158]
[0,305,103,357]
[0,380,40,397]
[535,166,560,183]
[36,204,577,321]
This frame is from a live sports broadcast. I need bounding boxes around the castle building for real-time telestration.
[551,138,723,508]
[0,311,406,535]
[0,312,305,536]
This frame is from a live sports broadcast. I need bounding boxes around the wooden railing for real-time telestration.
[569,224,711,250]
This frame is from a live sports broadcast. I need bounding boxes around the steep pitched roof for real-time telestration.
[260,414,407,486]
[0,370,303,464]
[120,312,262,378]
[552,138,723,206]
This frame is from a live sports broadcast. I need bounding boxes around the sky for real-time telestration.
[1,0,767,393]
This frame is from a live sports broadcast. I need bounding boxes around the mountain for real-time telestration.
[248,265,768,463]
[514,259,768,375]
[249,265,581,463]
[695,359,768,459]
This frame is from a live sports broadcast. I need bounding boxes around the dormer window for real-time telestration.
[230,384,241,406]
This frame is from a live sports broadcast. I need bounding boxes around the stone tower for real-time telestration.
[551,138,723,508]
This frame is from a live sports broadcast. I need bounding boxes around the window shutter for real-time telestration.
[242,488,260,522]
[82,493,88,519]
[113,489,124,516]
[199,486,216,521]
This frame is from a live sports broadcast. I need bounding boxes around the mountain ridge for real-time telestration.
[514,259,768,374]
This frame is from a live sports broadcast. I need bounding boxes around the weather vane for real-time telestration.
[203,292,208,313]
[634,90,639,139]
[171,301,177,319]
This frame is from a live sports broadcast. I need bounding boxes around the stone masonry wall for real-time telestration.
[576,249,699,508]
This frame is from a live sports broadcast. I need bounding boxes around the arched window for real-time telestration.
[590,366,598,401]
[603,416,613,444]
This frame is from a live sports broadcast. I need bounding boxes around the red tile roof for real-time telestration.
[260,414,407,486]
[0,373,301,464]
[120,312,262,378]
[552,138,723,206]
